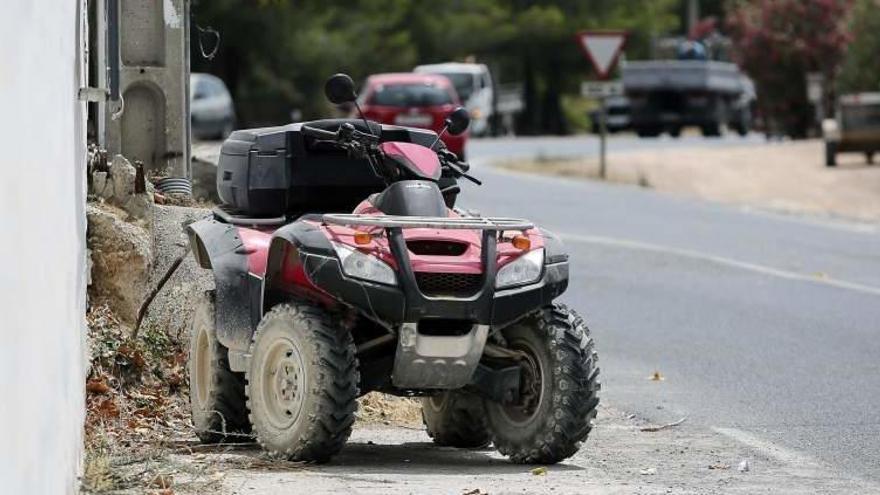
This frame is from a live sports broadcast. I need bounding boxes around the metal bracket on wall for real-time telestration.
[78,87,110,102]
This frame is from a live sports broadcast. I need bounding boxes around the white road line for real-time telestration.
[713,427,879,491]
[559,233,880,297]
[713,427,824,469]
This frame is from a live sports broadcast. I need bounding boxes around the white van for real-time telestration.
[414,63,494,136]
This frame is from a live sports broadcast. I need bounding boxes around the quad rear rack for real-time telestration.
[322,213,533,231]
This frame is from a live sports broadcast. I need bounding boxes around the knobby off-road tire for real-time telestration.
[188,291,252,443]
[421,391,490,448]
[246,303,359,462]
[484,304,600,464]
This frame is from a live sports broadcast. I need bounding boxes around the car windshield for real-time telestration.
[369,83,454,107]
[842,103,880,130]
[438,73,475,101]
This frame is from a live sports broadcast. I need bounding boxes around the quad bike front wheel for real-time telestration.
[246,303,359,462]
[188,291,251,443]
[484,304,600,464]
[421,391,490,448]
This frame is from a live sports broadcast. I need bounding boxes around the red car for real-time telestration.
[358,73,467,159]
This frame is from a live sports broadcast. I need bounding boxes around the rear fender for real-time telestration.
[187,219,260,355]
[263,219,336,313]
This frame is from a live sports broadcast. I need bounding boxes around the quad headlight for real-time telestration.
[332,242,397,286]
[495,248,544,289]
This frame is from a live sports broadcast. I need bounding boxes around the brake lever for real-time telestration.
[446,161,482,185]
[462,173,482,186]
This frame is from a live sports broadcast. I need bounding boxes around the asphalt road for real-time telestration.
[463,135,880,483]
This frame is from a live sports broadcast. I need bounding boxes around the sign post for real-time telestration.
[576,31,627,179]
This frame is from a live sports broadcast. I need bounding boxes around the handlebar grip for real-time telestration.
[301,125,338,140]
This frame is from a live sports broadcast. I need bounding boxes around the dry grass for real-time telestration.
[82,304,228,494]
[356,393,423,427]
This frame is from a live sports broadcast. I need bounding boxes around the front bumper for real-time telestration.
[302,250,567,390]
[301,251,568,327]
[299,216,568,391]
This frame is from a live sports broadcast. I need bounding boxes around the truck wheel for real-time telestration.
[826,142,837,167]
[189,291,252,443]
[484,304,600,464]
[246,303,359,462]
[867,152,874,165]
[700,123,722,137]
[636,127,660,138]
[421,391,490,448]
[668,126,682,138]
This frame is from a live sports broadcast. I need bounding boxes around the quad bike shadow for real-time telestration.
[301,441,584,475]
[199,435,584,475]
[185,74,600,465]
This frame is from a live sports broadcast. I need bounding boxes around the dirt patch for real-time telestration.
[499,139,880,222]
[139,205,213,341]
[356,393,422,427]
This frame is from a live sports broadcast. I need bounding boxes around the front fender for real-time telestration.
[262,218,335,313]
[187,219,256,353]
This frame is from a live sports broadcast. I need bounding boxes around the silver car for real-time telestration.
[191,73,236,140]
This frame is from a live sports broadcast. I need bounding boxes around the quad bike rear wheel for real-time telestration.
[188,291,252,443]
[421,391,490,448]
[246,303,359,462]
[484,304,600,464]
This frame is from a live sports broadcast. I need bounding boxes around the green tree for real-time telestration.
[838,0,880,93]
[191,0,678,133]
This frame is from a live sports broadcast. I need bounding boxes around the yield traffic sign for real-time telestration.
[576,31,627,80]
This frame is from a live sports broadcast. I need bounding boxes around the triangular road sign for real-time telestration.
[576,31,627,80]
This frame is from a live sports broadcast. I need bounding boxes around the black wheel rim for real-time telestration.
[498,339,544,425]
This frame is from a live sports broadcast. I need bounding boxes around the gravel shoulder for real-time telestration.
[499,139,880,223]
[171,404,874,495]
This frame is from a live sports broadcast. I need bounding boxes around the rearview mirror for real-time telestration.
[445,107,470,135]
[325,73,357,104]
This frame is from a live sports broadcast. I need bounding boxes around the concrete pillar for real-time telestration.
[105,0,190,177]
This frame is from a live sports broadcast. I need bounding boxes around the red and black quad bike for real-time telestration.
[186,74,600,464]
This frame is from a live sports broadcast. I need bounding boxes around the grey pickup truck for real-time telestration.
[823,93,880,167]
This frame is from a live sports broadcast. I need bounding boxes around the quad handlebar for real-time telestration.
[300,122,480,185]
[300,124,339,141]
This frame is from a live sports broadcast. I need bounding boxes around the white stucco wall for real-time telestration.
[0,1,88,494]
